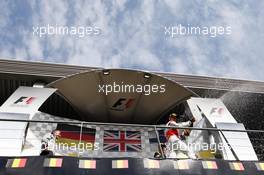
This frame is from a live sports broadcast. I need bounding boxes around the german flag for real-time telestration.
[255,163,264,171]
[56,124,96,150]
[143,159,160,169]
[43,158,63,168]
[112,160,129,169]
[202,161,218,169]
[174,160,189,170]
[229,162,244,171]
[79,160,96,169]
[6,158,27,168]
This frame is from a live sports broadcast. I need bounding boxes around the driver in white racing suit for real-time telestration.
[164,113,196,159]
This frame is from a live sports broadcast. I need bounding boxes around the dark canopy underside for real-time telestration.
[48,69,195,124]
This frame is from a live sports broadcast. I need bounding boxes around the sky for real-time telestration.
[0,0,263,81]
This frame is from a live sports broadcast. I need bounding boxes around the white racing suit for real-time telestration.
[164,121,196,159]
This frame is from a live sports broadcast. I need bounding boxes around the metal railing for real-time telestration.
[0,118,263,160]
[0,118,263,133]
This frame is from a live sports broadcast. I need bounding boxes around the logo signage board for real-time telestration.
[110,98,135,111]
[187,97,237,127]
[0,86,56,114]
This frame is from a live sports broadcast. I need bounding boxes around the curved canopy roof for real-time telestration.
[48,69,196,124]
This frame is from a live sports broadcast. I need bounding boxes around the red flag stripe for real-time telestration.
[59,131,95,142]
[19,159,27,167]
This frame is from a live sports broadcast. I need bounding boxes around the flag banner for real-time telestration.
[143,159,160,169]
[79,160,96,169]
[112,160,129,169]
[56,124,96,150]
[6,158,27,168]
[148,129,167,154]
[0,157,263,174]
[256,163,264,171]
[229,162,245,171]
[149,130,167,144]
[202,161,218,169]
[43,158,63,168]
[103,130,141,152]
[174,160,189,170]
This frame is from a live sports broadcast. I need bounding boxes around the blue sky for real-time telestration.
[0,0,264,81]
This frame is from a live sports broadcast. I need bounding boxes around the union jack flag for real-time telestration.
[103,130,142,152]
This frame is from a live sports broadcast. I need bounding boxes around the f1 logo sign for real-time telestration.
[210,107,224,116]
[111,98,135,111]
[14,96,36,105]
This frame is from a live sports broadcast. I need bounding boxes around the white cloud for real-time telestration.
[0,0,10,28]
[26,36,44,60]
[0,0,263,81]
